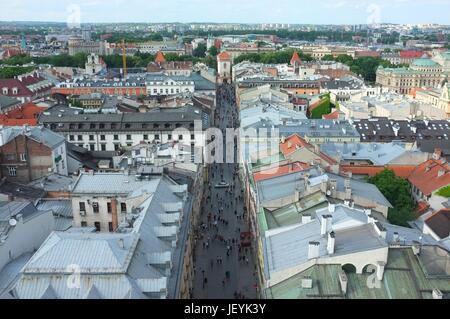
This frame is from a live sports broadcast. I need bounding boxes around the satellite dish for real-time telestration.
[9,219,17,227]
[326,190,331,196]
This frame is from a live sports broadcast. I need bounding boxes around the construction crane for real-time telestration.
[121,39,127,79]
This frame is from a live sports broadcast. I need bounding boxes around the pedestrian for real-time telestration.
[246,257,249,264]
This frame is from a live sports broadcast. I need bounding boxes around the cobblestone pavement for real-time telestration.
[192,84,258,299]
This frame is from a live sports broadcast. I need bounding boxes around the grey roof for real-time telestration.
[0,95,21,111]
[320,142,408,165]
[354,118,450,144]
[257,168,322,203]
[0,181,46,201]
[36,200,72,218]
[245,119,360,139]
[29,174,76,192]
[240,105,307,130]
[263,204,387,279]
[39,105,206,131]
[327,173,393,208]
[71,172,161,196]
[2,126,65,149]
[8,174,189,299]
[0,201,36,221]
[22,232,139,274]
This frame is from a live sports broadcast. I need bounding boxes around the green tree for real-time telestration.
[208,46,219,57]
[368,169,415,226]
[193,43,207,58]
[321,54,335,61]
[0,66,35,79]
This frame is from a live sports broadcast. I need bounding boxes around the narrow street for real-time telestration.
[192,83,258,299]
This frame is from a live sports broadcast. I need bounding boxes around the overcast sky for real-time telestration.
[0,0,449,25]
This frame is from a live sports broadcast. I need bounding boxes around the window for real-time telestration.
[100,135,106,141]
[168,134,172,140]
[101,144,106,151]
[69,135,75,141]
[143,134,148,140]
[191,134,195,140]
[114,135,119,140]
[126,135,132,140]
[94,222,101,232]
[99,124,105,129]
[7,166,17,176]
[107,202,112,214]
[108,222,114,232]
[179,135,183,140]
[93,202,99,213]
[120,203,127,212]
[89,135,94,141]
[77,135,83,141]
[155,134,160,140]
[5,154,15,161]
[79,202,86,212]
[81,221,87,227]
[90,144,95,151]
[125,124,131,129]
[114,144,120,151]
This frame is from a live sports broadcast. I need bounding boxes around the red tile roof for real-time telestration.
[425,209,450,239]
[0,102,47,126]
[217,51,231,61]
[340,165,416,178]
[290,51,302,65]
[399,51,425,58]
[322,110,340,120]
[415,201,430,217]
[253,161,311,182]
[408,159,450,196]
[155,51,166,64]
[280,134,310,156]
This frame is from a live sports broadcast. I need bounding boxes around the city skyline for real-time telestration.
[1,0,450,25]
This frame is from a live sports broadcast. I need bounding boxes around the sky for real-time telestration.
[0,0,449,25]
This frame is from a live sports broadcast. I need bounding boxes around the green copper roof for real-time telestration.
[411,58,439,67]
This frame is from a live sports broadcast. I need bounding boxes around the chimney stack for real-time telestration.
[327,231,335,255]
[432,289,443,300]
[339,271,348,295]
[308,241,320,260]
[302,214,312,224]
[320,214,332,236]
[376,261,386,281]
[328,203,336,213]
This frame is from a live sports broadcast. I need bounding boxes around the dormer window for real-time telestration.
[2,87,8,94]
[12,87,18,95]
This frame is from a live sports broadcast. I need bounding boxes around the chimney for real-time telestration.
[433,148,442,160]
[412,241,421,255]
[302,214,312,224]
[376,261,386,281]
[393,232,399,242]
[328,203,336,213]
[118,238,125,249]
[320,214,332,236]
[308,241,320,260]
[432,289,443,300]
[110,198,119,232]
[345,186,352,200]
[314,144,320,154]
[281,136,286,144]
[301,276,313,289]
[338,271,348,295]
[327,231,335,255]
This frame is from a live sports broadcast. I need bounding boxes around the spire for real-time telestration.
[155,51,166,64]
[291,51,302,66]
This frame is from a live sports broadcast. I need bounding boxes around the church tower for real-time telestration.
[217,51,232,83]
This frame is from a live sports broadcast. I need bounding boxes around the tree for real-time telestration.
[367,169,415,227]
[208,46,219,57]
[0,66,35,79]
[321,54,335,61]
[193,43,207,58]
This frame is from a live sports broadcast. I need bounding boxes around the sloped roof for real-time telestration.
[425,209,450,239]
[280,134,310,156]
[408,159,450,196]
[290,51,302,65]
[155,51,166,64]
[217,51,231,61]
